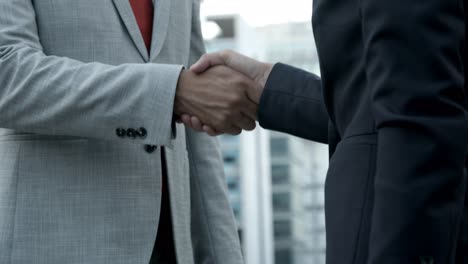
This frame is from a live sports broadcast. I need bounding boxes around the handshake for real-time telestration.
[174,50,273,136]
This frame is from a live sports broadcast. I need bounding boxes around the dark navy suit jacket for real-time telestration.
[258,0,468,263]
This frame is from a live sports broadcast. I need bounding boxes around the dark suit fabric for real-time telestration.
[258,0,468,263]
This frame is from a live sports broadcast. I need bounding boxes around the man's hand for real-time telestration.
[191,50,273,103]
[174,65,259,135]
[181,50,274,136]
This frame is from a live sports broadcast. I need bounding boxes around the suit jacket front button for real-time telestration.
[126,128,136,138]
[136,127,147,139]
[144,145,157,154]
[116,128,126,138]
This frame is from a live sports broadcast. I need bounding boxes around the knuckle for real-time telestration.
[232,94,243,104]
[218,114,229,125]
[226,96,240,108]
[238,79,251,91]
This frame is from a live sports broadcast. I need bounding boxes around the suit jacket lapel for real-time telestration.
[112,0,150,61]
[149,0,171,61]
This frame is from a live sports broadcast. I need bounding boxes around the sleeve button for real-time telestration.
[126,128,136,138]
[136,127,147,138]
[116,128,126,138]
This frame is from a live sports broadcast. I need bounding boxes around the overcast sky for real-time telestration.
[202,0,313,27]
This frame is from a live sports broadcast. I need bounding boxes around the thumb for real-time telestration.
[190,53,225,74]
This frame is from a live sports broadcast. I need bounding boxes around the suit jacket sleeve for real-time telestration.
[0,0,183,146]
[258,63,329,143]
[361,0,467,262]
[186,1,243,263]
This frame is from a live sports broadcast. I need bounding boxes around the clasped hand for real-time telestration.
[174,50,273,136]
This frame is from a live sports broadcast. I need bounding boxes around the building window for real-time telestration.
[227,180,238,190]
[272,192,291,212]
[271,164,290,185]
[275,248,293,264]
[270,137,289,157]
[207,17,235,38]
[274,219,292,239]
[223,150,238,163]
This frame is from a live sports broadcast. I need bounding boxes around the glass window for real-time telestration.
[275,248,293,264]
[208,17,235,38]
[227,180,238,190]
[272,192,291,212]
[270,137,289,157]
[223,151,238,163]
[271,165,290,185]
[274,219,292,239]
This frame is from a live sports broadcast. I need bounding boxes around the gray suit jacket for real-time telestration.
[0,0,243,263]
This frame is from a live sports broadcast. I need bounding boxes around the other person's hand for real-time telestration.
[174,65,259,135]
[181,50,274,136]
[191,50,273,103]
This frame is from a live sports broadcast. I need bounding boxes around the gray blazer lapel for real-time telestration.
[150,0,171,61]
[112,0,150,61]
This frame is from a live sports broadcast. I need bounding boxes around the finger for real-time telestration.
[234,114,256,131]
[190,53,226,74]
[203,125,222,137]
[181,120,191,128]
[226,126,242,136]
[190,116,204,131]
[181,114,204,132]
[181,119,193,129]
[181,114,193,127]
[242,99,259,121]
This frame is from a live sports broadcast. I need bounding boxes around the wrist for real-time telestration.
[174,69,191,116]
[257,63,274,88]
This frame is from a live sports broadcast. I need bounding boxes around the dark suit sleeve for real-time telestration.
[361,0,467,263]
[258,63,329,144]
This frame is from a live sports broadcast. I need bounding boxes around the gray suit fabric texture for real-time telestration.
[0,0,243,263]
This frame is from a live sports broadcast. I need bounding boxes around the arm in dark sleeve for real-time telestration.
[361,0,467,262]
[258,63,329,143]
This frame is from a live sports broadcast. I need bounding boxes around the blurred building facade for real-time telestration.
[269,133,327,264]
[201,2,328,263]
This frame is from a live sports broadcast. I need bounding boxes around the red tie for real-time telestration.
[129,0,154,52]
